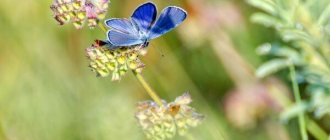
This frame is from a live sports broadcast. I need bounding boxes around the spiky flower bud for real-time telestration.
[135,93,204,140]
[50,0,110,29]
[86,40,146,81]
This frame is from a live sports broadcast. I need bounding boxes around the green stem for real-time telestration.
[98,22,108,33]
[289,63,308,140]
[306,118,328,140]
[133,71,163,106]
[268,71,327,140]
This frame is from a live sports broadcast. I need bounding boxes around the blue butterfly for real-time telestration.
[104,2,187,49]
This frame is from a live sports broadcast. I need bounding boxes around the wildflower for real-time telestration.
[50,0,110,29]
[135,93,204,140]
[224,79,289,129]
[86,40,146,81]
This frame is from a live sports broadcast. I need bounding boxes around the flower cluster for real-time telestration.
[86,40,146,81]
[135,93,204,140]
[51,1,203,139]
[50,0,110,29]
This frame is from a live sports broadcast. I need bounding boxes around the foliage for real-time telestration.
[249,0,330,127]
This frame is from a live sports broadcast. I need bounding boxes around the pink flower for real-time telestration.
[50,0,110,29]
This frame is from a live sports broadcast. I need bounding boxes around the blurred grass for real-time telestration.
[0,0,299,140]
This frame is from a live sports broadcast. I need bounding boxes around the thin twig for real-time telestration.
[133,71,163,106]
[289,62,308,140]
[98,22,108,33]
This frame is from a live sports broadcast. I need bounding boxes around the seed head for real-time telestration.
[135,93,204,140]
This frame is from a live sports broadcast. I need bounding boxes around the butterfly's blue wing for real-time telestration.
[107,30,145,47]
[148,6,187,39]
[105,18,138,34]
[105,19,144,46]
[131,2,157,33]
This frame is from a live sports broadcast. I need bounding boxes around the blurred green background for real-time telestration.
[0,0,305,139]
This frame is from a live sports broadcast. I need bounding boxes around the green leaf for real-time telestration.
[311,91,330,118]
[256,43,273,55]
[280,102,309,123]
[247,0,276,14]
[280,29,314,44]
[251,13,283,28]
[317,4,330,25]
[256,59,290,78]
[257,43,300,60]
[303,67,330,85]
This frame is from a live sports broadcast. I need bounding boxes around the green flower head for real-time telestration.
[86,40,147,81]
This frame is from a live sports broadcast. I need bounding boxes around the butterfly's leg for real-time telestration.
[143,42,149,48]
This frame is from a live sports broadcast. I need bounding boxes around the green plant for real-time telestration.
[248,0,330,139]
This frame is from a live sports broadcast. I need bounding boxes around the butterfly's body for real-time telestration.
[105,2,187,49]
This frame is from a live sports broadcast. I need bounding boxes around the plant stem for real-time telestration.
[289,63,308,140]
[268,72,327,140]
[306,118,328,140]
[98,22,108,33]
[133,71,163,106]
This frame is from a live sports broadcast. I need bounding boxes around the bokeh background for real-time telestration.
[0,0,316,139]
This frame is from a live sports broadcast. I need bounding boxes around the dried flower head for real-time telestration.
[135,93,204,140]
[86,40,146,81]
[50,0,110,29]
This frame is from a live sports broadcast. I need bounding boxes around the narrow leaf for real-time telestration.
[280,102,309,123]
[317,4,330,25]
[251,13,282,28]
[256,59,290,78]
[247,0,276,14]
